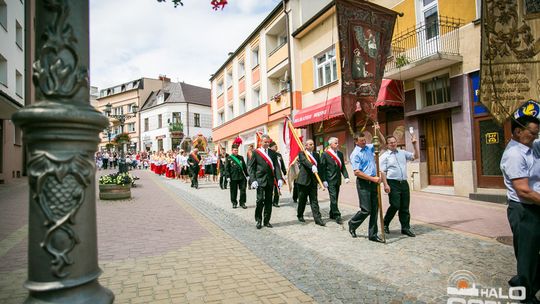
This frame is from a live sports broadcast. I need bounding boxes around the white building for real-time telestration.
[0,0,24,184]
[140,82,211,152]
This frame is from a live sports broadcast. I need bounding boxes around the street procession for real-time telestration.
[1,0,540,303]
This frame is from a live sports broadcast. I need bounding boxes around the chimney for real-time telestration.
[158,74,171,83]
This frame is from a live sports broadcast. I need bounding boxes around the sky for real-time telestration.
[89,0,281,91]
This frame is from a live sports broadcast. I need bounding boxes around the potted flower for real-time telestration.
[98,172,134,200]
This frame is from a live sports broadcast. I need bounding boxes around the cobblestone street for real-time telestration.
[0,169,516,303]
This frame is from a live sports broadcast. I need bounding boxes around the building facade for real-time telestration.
[96,77,165,152]
[139,81,211,152]
[0,0,24,184]
[210,2,295,161]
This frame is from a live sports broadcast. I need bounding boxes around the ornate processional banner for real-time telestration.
[336,0,398,125]
[480,0,540,124]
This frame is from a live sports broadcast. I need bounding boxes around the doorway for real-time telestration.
[424,111,454,186]
[473,116,509,188]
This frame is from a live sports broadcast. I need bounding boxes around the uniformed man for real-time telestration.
[187,148,201,189]
[296,139,325,226]
[269,141,287,207]
[500,116,540,303]
[320,137,349,224]
[248,134,283,229]
[226,144,248,209]
[348,126,386,243]
[380,134,418,237]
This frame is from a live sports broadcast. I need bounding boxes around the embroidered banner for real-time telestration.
[336,0,398,125]
[480,0,540,124]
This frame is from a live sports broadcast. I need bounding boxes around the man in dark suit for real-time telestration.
[320,137,350,224]
[269,141,287,207]
[226,144,248,209]
[187,148,201,189]
[248,134,283,229]
[219,150,229,189]
[297,139,325,226]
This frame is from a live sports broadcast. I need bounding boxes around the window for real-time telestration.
[423,75,450,107]
[113,106,124,116]
[252,47,259,68]
[158,114,162,128]
[172,112,181,123]
[239,97,246,114]
[114,125,123,134]
[217,81,224,96]
[15,20,22,49]
[0,1,6,31]
[227,104,234,121]
[238,61,245,78]
[14,126,21,145]
[0,53,6,86]
[315,47,338,88]
[15,70,22,97]
[253,88,260,107]
[127,123,136,133]
[422,0,439,40]
[157,94,164,105]
[218,111,224,125]
[128,103,136,113]
[194,113,201,127]
[144,118,149,131]
[226,70,233,88]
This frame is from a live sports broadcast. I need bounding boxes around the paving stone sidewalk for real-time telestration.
[156,171,516,304]
[0,171,314,304]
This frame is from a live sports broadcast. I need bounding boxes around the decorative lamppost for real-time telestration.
[103,103,138,173]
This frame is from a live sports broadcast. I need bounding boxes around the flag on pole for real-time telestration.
[256,131,263,148]
[283,117,304,191]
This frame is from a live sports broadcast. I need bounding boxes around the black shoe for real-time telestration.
[264,223,273,228]
[329,214,335,220]
[401,229,416,237]
[233,205,238,209]
[384,225,390,234]
[240,204,247,209]
[256,221,262,229]
[336,217,343,225]
[298,217,305,222]
[348,221,357,238]
[369,236,385,243]
[272,203,280,208]
[315,220,326,227]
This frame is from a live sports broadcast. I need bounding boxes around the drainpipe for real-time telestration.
[283,0,294,111]
[186,102,190,139]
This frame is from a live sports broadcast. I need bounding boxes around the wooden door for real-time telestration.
[424,112,454,185]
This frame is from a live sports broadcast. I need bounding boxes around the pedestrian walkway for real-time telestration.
[0,169,516,303]
[0,171,313,303]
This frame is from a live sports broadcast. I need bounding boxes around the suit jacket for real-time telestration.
[225,154,248,181]
[296,150,322,187]
[320,149,349,186]
[219,153,228,176]
[248,148,282,188]
[187,152,201,172]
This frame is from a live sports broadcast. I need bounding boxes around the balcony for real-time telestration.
[384,16,462,80]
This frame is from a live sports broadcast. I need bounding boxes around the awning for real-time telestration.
[293,96,344,128]
[375,79,404,107]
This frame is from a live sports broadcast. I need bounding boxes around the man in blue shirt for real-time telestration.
[348,126,386,243]
[380,135,418,237]
[500,116,540,304]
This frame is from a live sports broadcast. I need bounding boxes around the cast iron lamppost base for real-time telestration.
[103,103,138,174]
[12,0,113,302]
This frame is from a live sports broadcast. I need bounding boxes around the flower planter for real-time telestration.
[99,184,131,200]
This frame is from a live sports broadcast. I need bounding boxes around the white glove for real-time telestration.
[323,181,328,188]
[345,178,350,184]
[311,165,318,173]
[278,179,283,188]
[251,181,258,189]
[227,178,231,182]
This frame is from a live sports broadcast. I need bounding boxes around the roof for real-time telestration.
[140,82,211,111]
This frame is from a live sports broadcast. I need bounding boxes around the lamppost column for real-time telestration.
[12,0,113,303]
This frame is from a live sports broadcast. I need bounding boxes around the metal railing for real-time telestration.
[385,16,461,72]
